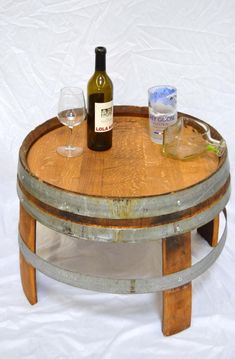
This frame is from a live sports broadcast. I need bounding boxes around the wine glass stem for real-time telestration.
[67,127,73,148]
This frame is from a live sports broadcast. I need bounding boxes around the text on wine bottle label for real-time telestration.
[95,101,113,132]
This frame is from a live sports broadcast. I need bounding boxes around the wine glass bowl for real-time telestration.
[57,87,86,158]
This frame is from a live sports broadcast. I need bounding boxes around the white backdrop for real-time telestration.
[1,0,235,358]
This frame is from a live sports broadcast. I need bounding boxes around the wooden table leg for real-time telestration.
[197,215,219,247]
[162,233,192,336]
[19,203,37,305]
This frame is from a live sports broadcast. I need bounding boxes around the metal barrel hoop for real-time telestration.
[18,209,227,294]
[17,181,230,243]
[17,155,230,220]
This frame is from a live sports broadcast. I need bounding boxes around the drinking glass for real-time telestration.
[57,87,86,157]
[148,85,177,144]
[162,116,226,160]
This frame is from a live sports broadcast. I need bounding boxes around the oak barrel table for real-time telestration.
[17,106,230,336]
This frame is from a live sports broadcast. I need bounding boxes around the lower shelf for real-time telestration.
[19,210,227,295]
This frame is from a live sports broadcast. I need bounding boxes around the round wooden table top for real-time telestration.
[27,111,219,198]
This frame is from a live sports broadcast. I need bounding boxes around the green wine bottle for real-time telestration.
[87,47,113,151]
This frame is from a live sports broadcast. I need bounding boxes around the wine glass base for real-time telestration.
[57,146,83,158]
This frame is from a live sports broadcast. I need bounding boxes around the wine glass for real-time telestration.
[57,87,86,157]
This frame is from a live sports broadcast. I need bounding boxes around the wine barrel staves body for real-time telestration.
[17,106,230,336]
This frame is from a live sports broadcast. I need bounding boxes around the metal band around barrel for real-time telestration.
[17,156,230,219]
[18,210,227,294]
[17,182,230,242]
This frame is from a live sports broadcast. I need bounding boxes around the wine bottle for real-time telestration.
[87,46,113,151]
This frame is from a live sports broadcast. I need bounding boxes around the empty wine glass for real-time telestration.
[57,87,86,157]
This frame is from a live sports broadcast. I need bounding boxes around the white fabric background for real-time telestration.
[1,0,235,357]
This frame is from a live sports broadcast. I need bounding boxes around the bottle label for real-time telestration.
[95,101,113,132]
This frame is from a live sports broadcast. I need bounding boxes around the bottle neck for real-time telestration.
[95,52,106,71]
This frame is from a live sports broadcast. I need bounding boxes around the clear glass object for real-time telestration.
[162,116,226,160]
[148,85,177,144]
[57,87,86,157]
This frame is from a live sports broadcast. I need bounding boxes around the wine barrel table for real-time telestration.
[17,106,230,336]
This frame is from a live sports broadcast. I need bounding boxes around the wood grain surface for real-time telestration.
[197,215,220,247]
[27,115,219,197]
[19,204,37,305]
[162,233,192,336]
